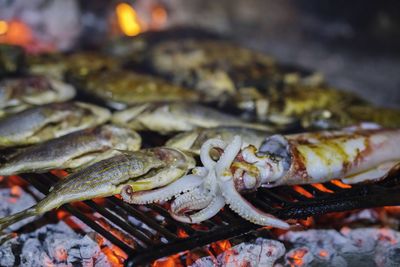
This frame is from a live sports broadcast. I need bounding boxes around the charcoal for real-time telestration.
[191,238,285,267]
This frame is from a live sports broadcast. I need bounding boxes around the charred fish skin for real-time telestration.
[0,75,76,117]
[112,102,272,134]
[166,126,268,154]
[0,125,141,175]
[0,147,194,231]
[0,101,111,147]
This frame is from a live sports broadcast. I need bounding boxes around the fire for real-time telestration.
[0,20,8,35]
[318,249,328,258]
[211,240,231,255]
[331,179,352,189]
[116,3,143,37]
[152,255,183,267]
[177,228,189,238]
[288,248,308,267]
[0,20,33,46]
[312,183,333,193]
[293,186,313,198]
[102,245,126,266]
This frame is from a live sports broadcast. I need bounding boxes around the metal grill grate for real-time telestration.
[18,171,400,266]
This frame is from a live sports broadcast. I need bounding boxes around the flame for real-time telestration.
[102,245,126,266]
[177,228,189,238]
[0,20,8,35]
[288,248,308,267]
[116,3,143,36]
[152,255,183,267]
[293,186,313,198]
[312,183,333,193]
[151,5,167,29]
[331,179,352,189]
[0,20,33,46]
[211,240,231,255]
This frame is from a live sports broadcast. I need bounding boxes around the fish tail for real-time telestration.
[0,207,37,232]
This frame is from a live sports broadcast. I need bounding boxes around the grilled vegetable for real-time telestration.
[112,102,272,134]
[0,147,194,231]
[0,75,75,117]
[0,102,110,147]
[0,125,141,175]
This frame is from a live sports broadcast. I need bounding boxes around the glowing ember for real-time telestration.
[287,247,308,267]
[152,254,183,267]
[312,183,333,193]
[331,179,352,189]
[211,240,231,255]
[177,228,189,238]
[116,3,143,37]
[293,186,313,198]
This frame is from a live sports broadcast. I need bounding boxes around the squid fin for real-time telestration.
[341,161,400,184]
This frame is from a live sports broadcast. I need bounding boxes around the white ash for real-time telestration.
[190,238,285,267]
[0,186,38,232]
[0,220,111,267]
[280,227,400,267]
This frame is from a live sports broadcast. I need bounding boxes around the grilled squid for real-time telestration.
[121,128,400,229]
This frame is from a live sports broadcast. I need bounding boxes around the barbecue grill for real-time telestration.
[18,166,400,266]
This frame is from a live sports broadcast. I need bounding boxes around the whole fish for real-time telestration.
[74,70,201,109]
[0,125,141,175]
[0,75,76,117]
[112,102,272,134]
[0,147,195,231]
[0,102,110,147]
[166,126,269,155]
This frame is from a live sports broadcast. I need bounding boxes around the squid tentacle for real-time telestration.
[120,174,203,204]
[171,187,213,214]
[170,194,225,224]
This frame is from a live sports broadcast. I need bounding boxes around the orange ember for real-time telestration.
[312,183,334,193]
[102,246,126,266]
[50,169,69,178]
[331,179,352,189]
[293,186,313,198]
[318,249,328,258]
[211,240,231,255]
[152,254,183,267]
[289,248,308,267]
[116,3,143,36]
[177,228,189,238]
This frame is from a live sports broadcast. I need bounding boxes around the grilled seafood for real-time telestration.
[28,51,119,79]
[0,125,141,175]
[74,70,200,109]
[0,147,195,231]
[149,39,276,99]
[302,105,400,130]
[235,85,367,126]
[112,102,272,134]
[122,128,400,229]
[0,44,25,77]
[0,102,110,147]
[0,75,76,117]
[166,126,268,155]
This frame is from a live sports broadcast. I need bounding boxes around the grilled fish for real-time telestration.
[0,147,195,231]
[0,125,141,175]
[0,102,110,147]
[112,102,272,134]
[0,75,75,117]
[74,70,200,109]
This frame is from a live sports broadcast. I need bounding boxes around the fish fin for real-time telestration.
[341,161,400,184]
